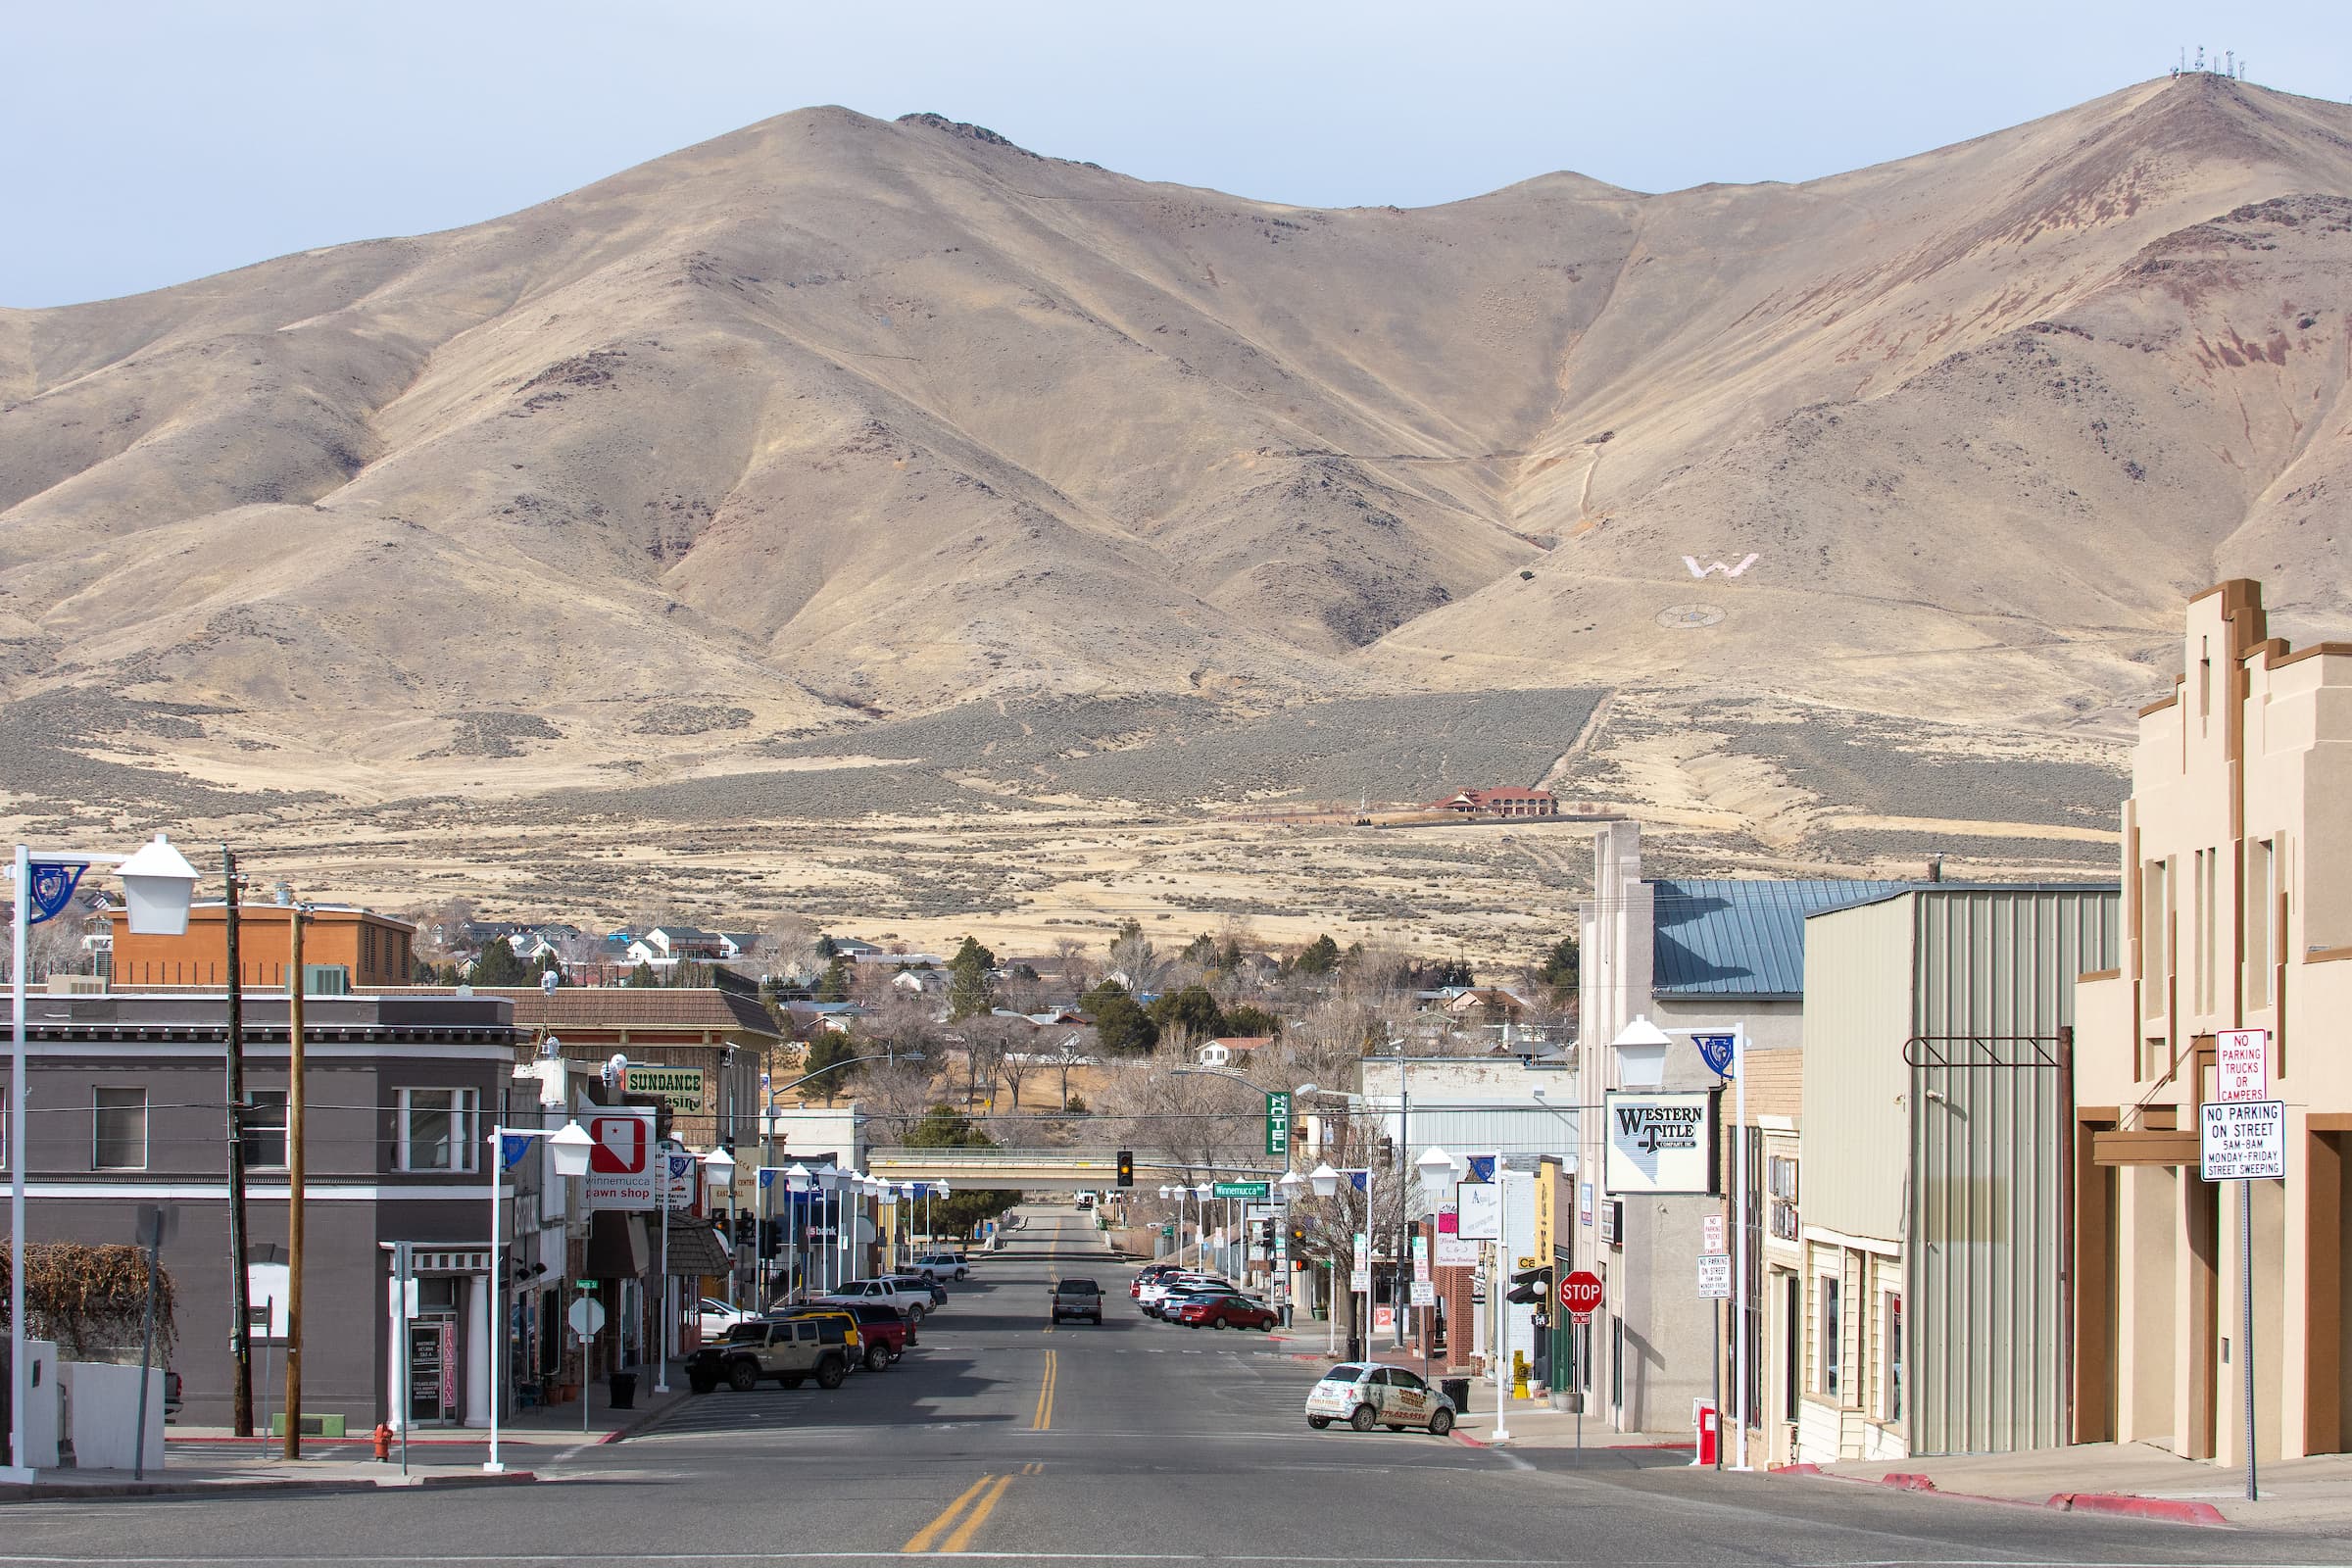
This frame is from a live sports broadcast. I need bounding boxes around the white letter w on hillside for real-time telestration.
[1683,553,1759,579]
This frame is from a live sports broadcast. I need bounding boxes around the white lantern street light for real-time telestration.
[1610,1014,1673,1090]
[10,833,200,1485]
[483,1117,593,1473]
[1415,1146,1460,1208]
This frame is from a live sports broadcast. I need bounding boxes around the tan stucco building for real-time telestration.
[2075,579,2352,1465]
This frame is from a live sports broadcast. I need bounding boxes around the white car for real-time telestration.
[1139,1273,1234,1313]
[909,1251,969,1281]
[1304,1363,1455,1435]
[819,1278,927,1321]
[697,1297,756,1340]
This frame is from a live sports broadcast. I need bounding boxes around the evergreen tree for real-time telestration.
[814,934,839,959]
[1295,934,1342,976]
[1220,1003,1282,1038]
[1538,936,1580,992]
[470,940,532,987]
[1091,992,1159,1054]
[948,936,998,1020]
[1147,984,1224,1039]
[629,959,659,988]
[814,956,853,1003]
[797,1032,863,1103]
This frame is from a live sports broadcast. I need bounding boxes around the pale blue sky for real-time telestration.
[7,1,2345,308]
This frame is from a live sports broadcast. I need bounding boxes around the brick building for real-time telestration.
[110,902,416,990]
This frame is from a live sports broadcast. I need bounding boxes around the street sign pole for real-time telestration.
[2204,1029,2274,1503]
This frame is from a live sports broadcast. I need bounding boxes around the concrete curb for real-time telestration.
[2050,1492,2230,1527]
[1,1469,541,1503]
[1771,1463,2232,1528]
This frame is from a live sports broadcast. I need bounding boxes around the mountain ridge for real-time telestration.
[2,74,2348,824]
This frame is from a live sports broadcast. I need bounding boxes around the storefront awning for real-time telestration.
[662,1218,732,1277]
[584,1212,650,1278]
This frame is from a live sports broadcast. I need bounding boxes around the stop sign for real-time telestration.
[1559,1270,1602,1320]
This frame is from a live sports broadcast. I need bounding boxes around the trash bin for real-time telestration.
[1441,1377,1472,1412]
[1344,1334,1363,1361]
[608,1370,638,1410]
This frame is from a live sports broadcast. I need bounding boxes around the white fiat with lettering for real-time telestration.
[1303,1363,1455,1435]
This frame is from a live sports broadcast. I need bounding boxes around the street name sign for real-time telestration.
[1559,1270,1602,1321]
[2214,1029,2270,1102]
[1696,1253,1732,1299]
[2201,1101,2285,1181]
[1213,1181,1269,1200]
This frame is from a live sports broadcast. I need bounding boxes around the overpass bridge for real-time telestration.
[863,1147,1288,1193]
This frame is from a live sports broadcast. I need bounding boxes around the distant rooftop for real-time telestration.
[1650,879,1911,998]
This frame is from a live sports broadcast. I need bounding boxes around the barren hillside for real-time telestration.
[2,74,2346,921]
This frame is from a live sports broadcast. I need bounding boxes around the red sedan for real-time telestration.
[1173,1293,1280,1332]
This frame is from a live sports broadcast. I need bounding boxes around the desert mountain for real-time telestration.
[2,74,2348,820]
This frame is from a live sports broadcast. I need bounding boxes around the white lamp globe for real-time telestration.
[547,1120,595,1179]
[1308,1162,1341,1199]
[786,1161,811,1194]
[118,833,201,936]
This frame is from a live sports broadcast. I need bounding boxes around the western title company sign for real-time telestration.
[1602,1091,1718,1196]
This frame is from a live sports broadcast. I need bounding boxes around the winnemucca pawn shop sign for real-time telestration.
[1603,1091,1719,1196]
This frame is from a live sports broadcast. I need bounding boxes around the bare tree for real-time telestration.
[995,1020,1041,1110]
[1053,937,1096,994]
[1045,1032,1092,1110]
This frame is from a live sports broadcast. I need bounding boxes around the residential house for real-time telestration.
[640,927,725,962]
[717,932,769,963]
[9,990,520,1429]
[1195,1036,1271,1069]
[1794,884,2118,1466]
[1444,988,1534,1023]
[892,968,949,996]
[1577,818,1907,1436]
[2074,579,2352,1466]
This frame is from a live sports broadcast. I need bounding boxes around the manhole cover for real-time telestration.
[1655,603,1726,629]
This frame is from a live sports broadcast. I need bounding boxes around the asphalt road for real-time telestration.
[4,1204,2344,1565]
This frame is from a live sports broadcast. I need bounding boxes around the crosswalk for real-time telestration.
[640,1384,824,1438]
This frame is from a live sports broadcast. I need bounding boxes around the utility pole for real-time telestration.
[281,902,306,1460]
[220,848,254,1438]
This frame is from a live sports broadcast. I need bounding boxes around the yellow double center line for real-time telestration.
[902,1463,1043,1553]
[901,1350,1056,1555]
[1032,1348,1057,1431]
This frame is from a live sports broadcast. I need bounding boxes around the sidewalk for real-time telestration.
[4,1363,688,1502]
[1791,1442,2352,1531]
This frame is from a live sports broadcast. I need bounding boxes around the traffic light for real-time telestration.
[732,1212,756,1249]
[1505,1263,1552,1305]
[1116,1150,1134,1188]
[759,1218,785,1258]
[1258,1219,1277,1248]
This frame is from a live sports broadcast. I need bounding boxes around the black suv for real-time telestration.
[1052,1278,1104,1324]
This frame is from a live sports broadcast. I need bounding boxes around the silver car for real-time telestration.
[1303,1363,1456,1435]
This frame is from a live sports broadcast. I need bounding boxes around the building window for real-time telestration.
[240,1089,289,1169]
[397,1088,479,1172]
[94,1086,148,1170]
[1881,1293,1903,1422]
[1816,1273,1842,1398]
[2246,838,2275,1008]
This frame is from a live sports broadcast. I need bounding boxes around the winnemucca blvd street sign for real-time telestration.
[1213,1181,1270,1200]
[2201,1100,2286,1181]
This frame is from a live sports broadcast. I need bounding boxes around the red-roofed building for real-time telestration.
[1426,787,1556,818]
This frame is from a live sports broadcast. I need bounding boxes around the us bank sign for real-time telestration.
[1603,1090,1718,1196]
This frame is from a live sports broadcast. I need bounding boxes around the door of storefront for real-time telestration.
[408,1278,461,1426]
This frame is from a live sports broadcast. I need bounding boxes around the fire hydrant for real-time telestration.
[371,1422,393,1462]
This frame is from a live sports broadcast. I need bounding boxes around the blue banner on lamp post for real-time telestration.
[1695,1033,1737,1078]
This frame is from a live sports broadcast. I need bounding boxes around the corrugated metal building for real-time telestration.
[1797,885,2120,1461]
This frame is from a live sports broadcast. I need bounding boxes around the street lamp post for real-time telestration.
[1309,1160,1373,1360]
[672,1147,732,1391]
[484,1119,594,1473]
[9,835,198,1485]
[814,1163,840,1295]
[784,1162,811,1301]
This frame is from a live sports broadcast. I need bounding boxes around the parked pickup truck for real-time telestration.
[818,1278,927,1321]
[1051,1278,1104,1324]
[687,1318,850,1394]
